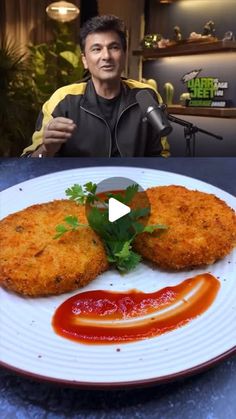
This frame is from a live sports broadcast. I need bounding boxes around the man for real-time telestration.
[23,15,168,157]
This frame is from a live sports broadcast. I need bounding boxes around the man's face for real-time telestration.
[82,31,126,83]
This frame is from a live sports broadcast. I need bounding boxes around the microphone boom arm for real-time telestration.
[160,105,223,157]
[167,113,223,141]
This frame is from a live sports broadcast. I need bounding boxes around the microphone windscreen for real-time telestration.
[136,89,173,136]
[135,90,159,114]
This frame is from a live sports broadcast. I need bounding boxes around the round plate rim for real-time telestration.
[1,166,235,204]
[1,347,235,390]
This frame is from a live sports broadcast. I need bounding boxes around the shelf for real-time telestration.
[167,105,236,118]
[133,40,236,59]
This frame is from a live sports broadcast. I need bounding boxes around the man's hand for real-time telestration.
[30,117,77,157]
[42,117,77,156]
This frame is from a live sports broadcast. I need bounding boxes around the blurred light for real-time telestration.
[46,1,80,22]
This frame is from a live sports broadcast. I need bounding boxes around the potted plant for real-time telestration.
[0,23,85,157]
[0,38,37,156]
[28,23,85,109]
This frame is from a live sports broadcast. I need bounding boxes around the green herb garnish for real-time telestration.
[54,215,87,239]
[55,182,167,273]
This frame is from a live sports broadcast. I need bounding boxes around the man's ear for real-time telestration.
[82,53,88,69]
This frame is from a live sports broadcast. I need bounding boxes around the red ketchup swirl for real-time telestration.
[52,273,220,344]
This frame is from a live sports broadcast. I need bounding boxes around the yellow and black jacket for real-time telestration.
[23,78,169,157]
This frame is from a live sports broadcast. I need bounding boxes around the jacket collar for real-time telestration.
[81,78,138,116]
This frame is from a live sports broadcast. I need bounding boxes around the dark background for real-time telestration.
[143,0,236,156]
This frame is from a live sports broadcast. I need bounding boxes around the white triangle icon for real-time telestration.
[108,198,131,222]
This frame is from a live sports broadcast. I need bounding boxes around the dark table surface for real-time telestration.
[0,157,236,419]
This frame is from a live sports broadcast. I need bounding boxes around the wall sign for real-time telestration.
[182,70,229,107]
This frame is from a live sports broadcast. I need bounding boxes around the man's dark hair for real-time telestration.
[79,15,127,53]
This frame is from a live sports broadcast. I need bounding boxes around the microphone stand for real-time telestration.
[166,112,223,157]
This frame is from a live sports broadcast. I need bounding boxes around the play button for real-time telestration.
[108,198,130,222]
[85,176,150,229]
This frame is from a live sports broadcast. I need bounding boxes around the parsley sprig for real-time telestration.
[55,182,167,273]
[54,216,87,239]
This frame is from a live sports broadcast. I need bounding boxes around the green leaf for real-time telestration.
[84,182,97,194]
[114,240,132,259]
[85,182,100,205]
[87,207,107,232]
[123,184,139,204]
[54,224,68,239]
[131,221,145,235]
[65,184,85,204]
[106,192,124,203]
[143,224,168,233]
[117,251,141,272]
[54,216,87,239]
[64,215,80,230]
[60,51,79,68]
[129,207,150,219]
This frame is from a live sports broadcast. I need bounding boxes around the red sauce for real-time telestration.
[52,273,220,344]
[96,189,125,200]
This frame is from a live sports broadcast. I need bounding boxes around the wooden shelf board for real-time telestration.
[167,105,236,118]
[133,41,236,59]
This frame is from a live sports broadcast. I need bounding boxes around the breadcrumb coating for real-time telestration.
[0,200,108,296]
[133,185,236,270]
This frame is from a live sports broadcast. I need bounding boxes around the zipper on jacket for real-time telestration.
[115,102,138,157]
[80,106,113,157]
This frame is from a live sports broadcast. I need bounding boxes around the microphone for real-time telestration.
[136,90,173,136]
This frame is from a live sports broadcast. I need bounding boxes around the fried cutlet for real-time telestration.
[133,185,236,270]
[0,200,109,296]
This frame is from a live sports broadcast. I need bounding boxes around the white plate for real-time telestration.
[0,166,236,389]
